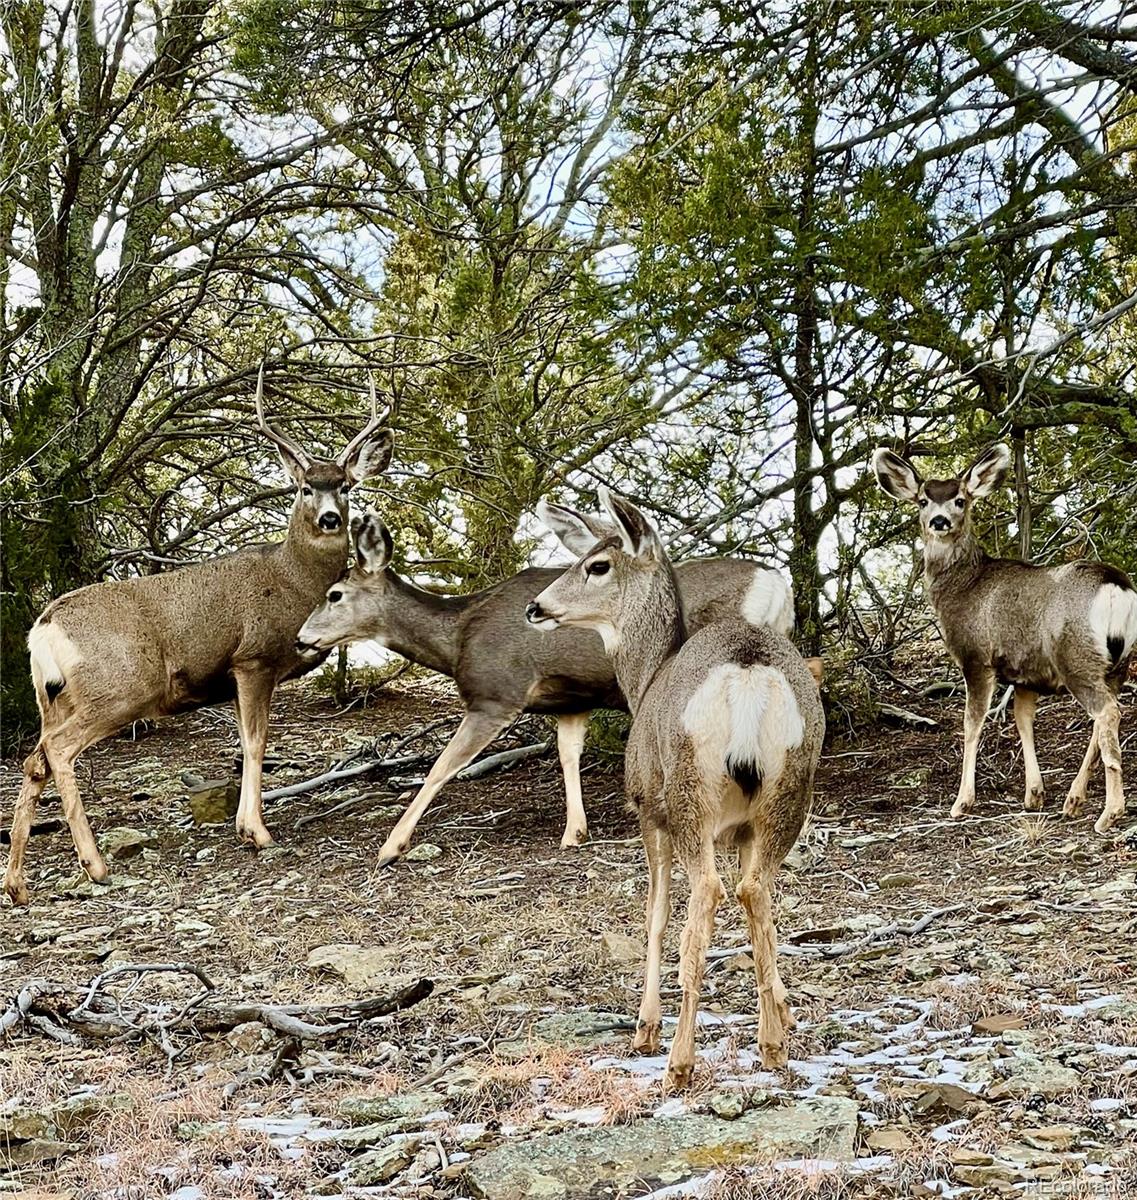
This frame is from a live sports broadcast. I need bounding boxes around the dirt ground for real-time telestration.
[1,668,1135,1199]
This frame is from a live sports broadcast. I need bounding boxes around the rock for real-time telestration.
[225,1022,271,1055]
[782,843,815,873]
[1020,1125,1080,1151]
[336,1091,443,1129]
[306,943,416,987]
[600,931,641,965]
[0,1139,80,1166]
[185,779,239,825]
[51,1093,134,1134]
[403,843,443,862]
[973,1014,1025,1035]
[345,1138,420,1185]
[987,1054,1080,1100]
[464,1097,858,1198]
[949,1147,994,1165]
[878,872,919,889]
[867,1126,916,1152]
[98,827,156,860]
[703,1090,762,1120]
[913,1083,981,1114]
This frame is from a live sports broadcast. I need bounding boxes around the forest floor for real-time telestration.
[1,669,1135,1200]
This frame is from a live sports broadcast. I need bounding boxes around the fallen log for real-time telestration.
[1,963,433,1054]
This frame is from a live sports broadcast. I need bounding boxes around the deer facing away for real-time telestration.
[5,372,393,906]
[294,504,795,867]
[873,443,1137,834]
[527,489,824,1088]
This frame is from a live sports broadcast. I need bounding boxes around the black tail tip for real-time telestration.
[1107,634,1124,667]
[727,756,762,796]
[45,679,64,703]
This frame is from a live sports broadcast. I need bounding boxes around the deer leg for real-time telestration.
[3,744,51,906]
[633,818,672,1055]
[557,712,590,848]
[1013,687,1044,811]
[738,838,791,1068]
[952,670,995,819]
[376,709,511,868]
[666,833,724,1090]
[45,738,107,885]
[1092,700,1125,834]
[233,669,276,848]
[1064,727,1099,817]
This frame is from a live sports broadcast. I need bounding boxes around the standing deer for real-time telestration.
[295,505,796,866]
[527,489,824,1088]
[4,370,393,906]
[873,443,1137,834]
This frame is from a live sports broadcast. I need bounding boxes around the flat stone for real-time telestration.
[305,943,423,988]
[98,827,155,860]
[464,1097,858,1199]
[913,1083,981,1114]
[866,1126,916,1152]
[987,1055,1080,1100]
[497,1011,633,1060]
[186,780,238,825]
[345,1138,420,1185]
[878,872,919,889]
[336,1091,443,1129]
[403,843,443,862]
[600,931,642,965]
[973,1014,1025,1035]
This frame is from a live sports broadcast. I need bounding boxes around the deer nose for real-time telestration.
[318,512,342,532]
[525,600,543,623]
[929,515,951,532]
[295,637,319,656]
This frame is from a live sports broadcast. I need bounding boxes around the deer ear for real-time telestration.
[963,443,1011,498]
[353,511,393,573]
[535,499,612,556]
[598,486,661,560]
[276,445,307,488]
[872,448,921,503]
[344,429,394,487]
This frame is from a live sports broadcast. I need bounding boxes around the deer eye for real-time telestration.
[954,498,965,509]
[302,486,313,496]
[328,589,343,603]
[586,560,610,577]
[917,498,928,509]
[340,484,349,495]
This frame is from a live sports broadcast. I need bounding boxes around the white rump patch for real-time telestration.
[1090,584,1137,663]
[741,569,794,636]
[27,620,83,695]
[682,664,804,796]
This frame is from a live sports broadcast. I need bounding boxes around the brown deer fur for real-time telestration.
[5,377,393,905]
[873,443,1137,833]
[528,489,823,1088]
[296,508,796,865]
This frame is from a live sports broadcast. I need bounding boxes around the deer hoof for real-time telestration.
[238,825,274,849]
[1023,788,1044,812]
[3,877,30,907]
[664,1059,694,1091]
[632,1020,661,1054]
[1063,793,1084,818]
[949,799,972,820]
[1094,809,1120,835]
[759,1039,789,1069]
[82,855,109,883]
[375,850,403,870]
[560,826,588,849]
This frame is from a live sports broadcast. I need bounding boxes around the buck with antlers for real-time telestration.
[4,370,393,905]
[295,503,797,866]
[873,443,1136,833]
[527,489,824,1087]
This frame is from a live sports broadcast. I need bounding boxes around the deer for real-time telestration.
[526,489,824,1089]
[4,369,394,906]
[295,503,798,867]
[873,443,1137,835]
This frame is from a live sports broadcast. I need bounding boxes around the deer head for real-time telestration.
[527,487,665,652]
[254,366,394,537]
[872,443,1011,547]
[295,511,396,653]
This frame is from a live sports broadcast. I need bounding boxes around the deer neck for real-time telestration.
[281,509,350,594]
[922,527,988,601]
[377,570,468,678]
[610,560,688,714]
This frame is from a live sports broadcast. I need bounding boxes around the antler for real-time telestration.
[253,362,312,470]
[336,374,391,468]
